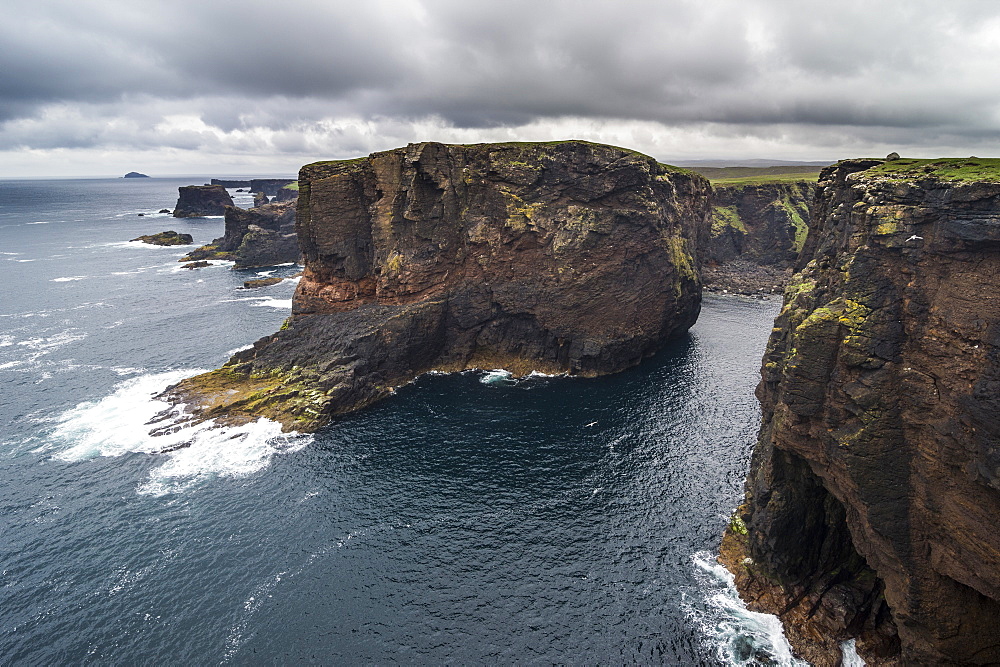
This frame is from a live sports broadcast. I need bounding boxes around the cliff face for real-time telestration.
[160,141,710,431]
[706,180,814,266]
[172,185,234,217]
[249,178,296,196]
[722,158,1000,665]
[180,200,299,268]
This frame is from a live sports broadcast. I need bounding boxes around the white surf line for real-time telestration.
[689,551,808,666]
[48,370,312,496]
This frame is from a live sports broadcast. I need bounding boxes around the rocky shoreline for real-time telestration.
[701,259,791,297]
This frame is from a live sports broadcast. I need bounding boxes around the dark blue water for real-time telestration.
[0,178,801,665]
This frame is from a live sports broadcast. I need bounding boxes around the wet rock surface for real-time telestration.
[161,141,711,431]
[722,158,1000,665]
[131,230,193,246]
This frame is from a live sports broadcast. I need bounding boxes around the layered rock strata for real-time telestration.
[721,157,1000,665]
[180,200,299,268]
[706,180,814,266]
[172,185,234,217]
[160,141,710,432]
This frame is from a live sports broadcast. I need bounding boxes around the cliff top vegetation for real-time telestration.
[862,157,1000,183]
[694,165,822,186]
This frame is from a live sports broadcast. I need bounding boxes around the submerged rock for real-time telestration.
[243,276,283,289]
[131,230,193,246]
[172,185,234,217]
[160,140,711,432]
[721,157,1000,665]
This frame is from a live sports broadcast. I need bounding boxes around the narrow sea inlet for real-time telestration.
[0,178,798,664]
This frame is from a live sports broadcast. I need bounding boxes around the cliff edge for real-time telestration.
[158,141,710,432]
[721,157,1000,665]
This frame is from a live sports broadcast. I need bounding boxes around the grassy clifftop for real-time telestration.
[862,157,1000,183]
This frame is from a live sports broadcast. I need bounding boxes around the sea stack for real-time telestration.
[172,185,234,217]
[159,140,711,431]
[180,199,299,268]
[721,157,1000,665]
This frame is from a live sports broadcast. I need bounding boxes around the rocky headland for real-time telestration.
[250,178,296,196]
[172,185,234,217]
[180,199,299,268]
[157,140,710,432]
[720,157,1000,665]
[211,179,251,188]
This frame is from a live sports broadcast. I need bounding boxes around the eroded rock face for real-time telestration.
[172,185,234,217]
[249,178,295,196]
[180,200,299,268]
[161,141,710,431]
[706,181,814,266]
[722,158,1000,665]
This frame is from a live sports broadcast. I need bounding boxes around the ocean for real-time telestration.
[0,177,805,664]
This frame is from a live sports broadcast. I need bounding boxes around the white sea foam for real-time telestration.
[168,259,233,273]
[690,552,807,666]
[16,330,86,351]
[250,297,292,309]
[480,369,516,385]
[841,639,866,666]
[51,276,88,282]
[0,335,13,347]
[226,344,254,356]
[49,371,312,495]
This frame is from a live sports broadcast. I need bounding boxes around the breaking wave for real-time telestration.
[48,370,312,495]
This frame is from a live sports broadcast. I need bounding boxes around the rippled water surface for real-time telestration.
[0,178,798,664]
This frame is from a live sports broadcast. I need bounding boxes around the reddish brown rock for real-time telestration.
[722,157,1000,665]
[159,140,711,431]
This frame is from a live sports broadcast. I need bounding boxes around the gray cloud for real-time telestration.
[3,0,1000,174]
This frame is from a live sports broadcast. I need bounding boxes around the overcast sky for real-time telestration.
[4,0,1000,177]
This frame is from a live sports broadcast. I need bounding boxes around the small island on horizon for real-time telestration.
[123,171,149,178]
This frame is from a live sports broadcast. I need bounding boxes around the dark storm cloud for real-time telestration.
[2,0,1000,160]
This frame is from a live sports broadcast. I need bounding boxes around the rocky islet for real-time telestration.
[157,140,711,432]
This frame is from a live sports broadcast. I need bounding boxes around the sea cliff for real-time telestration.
[159,140,711,431]
[181,199,299,268]
[721,157,1000,665]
